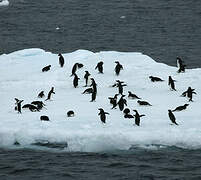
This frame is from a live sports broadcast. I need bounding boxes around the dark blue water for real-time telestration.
[1,0,201,179]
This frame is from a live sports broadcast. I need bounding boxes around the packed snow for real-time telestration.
[0,0,9,6]
[0,48,201,152]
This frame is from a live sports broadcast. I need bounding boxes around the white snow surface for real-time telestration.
[0,48,201,152]
[0,0,9,6]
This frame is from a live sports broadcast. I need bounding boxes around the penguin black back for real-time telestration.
[58,54,65,67]
[98,108,109,124]
[73,73,80,88]
[168,110,178,125]
[115,61,123,75]
[38,91,45,98]
[42,65,51,72]
[95,61,104,73]
[84,71,91,87]
[45,87,55,101]
[168,76,176,91]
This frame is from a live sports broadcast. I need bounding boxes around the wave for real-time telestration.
[0,48,201,152]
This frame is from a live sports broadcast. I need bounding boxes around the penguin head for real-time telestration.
[58,53,61,56]
[128,91,131,94]
[115,61,119,64]
[133,109,137,113]
[168,109,172,112]
[98,108,104,112]
[184,104,189,107]
[149,76,153,79]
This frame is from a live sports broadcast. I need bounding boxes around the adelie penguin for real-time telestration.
[176,57,186,73]
[95,61,104,74]
[133,110,145,126]
[172,104,189,112]
[168,76,176,91]
[116,80,127,95]
[42,65,51,72]
[108,94,118,109]
[90,78,97,94]
[98,108,109,124]
[149,76,164,82]
[181,87,196,102]
[45,87,55,101]
[123,108,134,119]
[58,53,65,67]
[137,100,152,106]
[90,89,97,102]
[114,61,123,75]
[73,73,80,88]
[14,98,23,113]
[70,63,84,76]
[70,63,78,76]
[168,110,178,125]
[84,71,91,87]
[128,91,141,99]
[40,115,50,121]
[67,110,75,117]
[22,104,40,112]
[117,95,127,111]
[38,91,45,98]
[31,101,46,110]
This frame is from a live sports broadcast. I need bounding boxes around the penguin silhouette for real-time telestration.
[38,91,45,98]
[84,71,91,87]
[95,61,104,73]
[98,108,109,124]
[45,87,55,101]
[133,110,145,126]
[168,76,176,91]
[114,61,123,75]
[168,110,178,125]
[58,53,65,67]
[73,73,80,88]
[14,98,24,113]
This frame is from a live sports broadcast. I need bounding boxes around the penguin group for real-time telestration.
[14,54,196,127]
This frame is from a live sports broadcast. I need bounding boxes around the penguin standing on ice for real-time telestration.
[98,108,109,124]
[117,95,127,111]
[84,71,91,87]
[58,54,65,67]
[176,57,186,73]
[14,98,23,113]
[168,110,178,125]
[73,73,80,88]
[114,61,123,75]
[168,76,176,91]
[116,80,127,95]
[133,110,145,126]
[95,61,104,73]
[70,63,78,76]
[90,89,97,102]
[181,87,196,102]
[45,87,55,101]
[90,78,97,93]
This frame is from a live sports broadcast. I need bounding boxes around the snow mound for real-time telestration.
[0,0,9,6]
[0,48,201,152]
